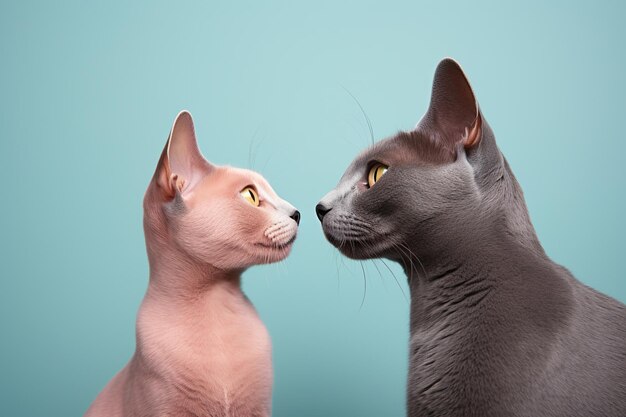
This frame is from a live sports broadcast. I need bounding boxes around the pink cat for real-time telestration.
[85,111,300,417]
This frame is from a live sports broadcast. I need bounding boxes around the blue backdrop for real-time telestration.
[1,1,624,416]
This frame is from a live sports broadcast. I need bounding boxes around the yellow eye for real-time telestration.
[240,186,260,207]
[367,163,388,188]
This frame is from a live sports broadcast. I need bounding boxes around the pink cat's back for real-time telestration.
[84,367,128,417]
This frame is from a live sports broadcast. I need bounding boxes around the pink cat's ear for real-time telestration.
[416,58,482,150]
[153,110,212,199]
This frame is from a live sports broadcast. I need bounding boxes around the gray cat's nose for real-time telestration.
[290,210,301,225]
[315,203,331,222]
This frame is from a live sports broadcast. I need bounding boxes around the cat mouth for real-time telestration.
[322,221,394,260]
[324,231,378,259]
[255,234,297,250]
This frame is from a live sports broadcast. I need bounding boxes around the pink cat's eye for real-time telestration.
[240,186,260,207]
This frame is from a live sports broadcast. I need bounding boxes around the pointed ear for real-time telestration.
[416,58,482,150]
[153,110,212,199]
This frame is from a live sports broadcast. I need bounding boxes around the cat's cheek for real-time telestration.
[174,204,240,265]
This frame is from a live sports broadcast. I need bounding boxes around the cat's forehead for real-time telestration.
[349,131,450,169]
[353,136,410,165]
[216,166,276,193]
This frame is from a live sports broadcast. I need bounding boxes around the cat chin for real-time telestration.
[252,235,296,263]
[339,245,384,260]
[324,233,384,260]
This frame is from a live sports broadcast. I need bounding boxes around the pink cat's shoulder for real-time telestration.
[83,366,128,417]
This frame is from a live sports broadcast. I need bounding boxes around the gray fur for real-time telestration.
[317,58,626,416]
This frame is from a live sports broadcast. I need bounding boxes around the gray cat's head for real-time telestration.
[316,59,535,263]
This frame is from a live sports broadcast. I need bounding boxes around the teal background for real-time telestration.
[1,1,625,416]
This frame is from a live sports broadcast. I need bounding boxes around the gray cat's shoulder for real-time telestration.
[527,267,626,416]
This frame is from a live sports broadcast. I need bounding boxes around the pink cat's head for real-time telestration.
[143,111,299,271]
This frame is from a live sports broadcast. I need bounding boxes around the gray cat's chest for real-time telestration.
[406,268,626,417]
[407,314,513,416]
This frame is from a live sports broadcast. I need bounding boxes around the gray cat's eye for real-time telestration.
[367,163,388,188]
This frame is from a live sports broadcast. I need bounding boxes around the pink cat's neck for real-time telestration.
[144,244,245,306]
[121,245,272,416]
[137,244,267,362]
[137,244,263,353]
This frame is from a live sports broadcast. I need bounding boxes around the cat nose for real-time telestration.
[290,210,301,225]
[315,203,331,222]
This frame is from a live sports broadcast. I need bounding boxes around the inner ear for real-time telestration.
[416,58,482,150]
[153,110,212,199]
[463,111,482,148]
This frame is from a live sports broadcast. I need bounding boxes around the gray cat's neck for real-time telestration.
[467,122,544,257]
[402,214,570,333]
[404,233,576,416]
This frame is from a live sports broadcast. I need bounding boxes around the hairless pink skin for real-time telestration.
[85,111,298,417]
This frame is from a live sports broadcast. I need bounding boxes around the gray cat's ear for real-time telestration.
[154,110,213,199]
[416,58,482,150]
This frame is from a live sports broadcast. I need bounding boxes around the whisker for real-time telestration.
[379,258,409,303]
[369,259,385,288]
[359,261,367,310]
[342,86,375,145]
[399,242,427,278]
[261,154,272,173]
[391,242,416,284]
[328,216,419,306]
[334,251,342,292]
[342,119,365,147]
[247,128,258,169]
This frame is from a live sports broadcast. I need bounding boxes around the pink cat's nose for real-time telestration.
[290,210,301,225]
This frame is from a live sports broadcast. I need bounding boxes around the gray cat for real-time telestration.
[316,58,626,416]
